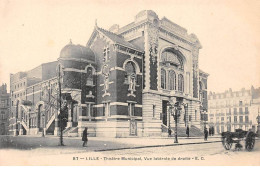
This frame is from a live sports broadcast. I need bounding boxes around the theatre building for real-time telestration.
[9,10,208,137]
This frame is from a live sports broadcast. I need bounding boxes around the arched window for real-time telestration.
[125,62,136,75]
[125,62,136,92]
[161,69,166,89]
[86,67,94,86]
[178,74,184,92]
[161,50,184,70]
[168,70,176,90]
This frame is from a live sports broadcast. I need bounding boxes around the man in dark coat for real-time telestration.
[82,127,88,147]
[186,126,190,138]
[204,127,208,141]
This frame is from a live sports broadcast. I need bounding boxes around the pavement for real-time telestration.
[0,135,223,155]
[1,135,259,166]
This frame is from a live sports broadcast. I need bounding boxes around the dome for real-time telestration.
[60,41,95,61]
[135,10,158,19]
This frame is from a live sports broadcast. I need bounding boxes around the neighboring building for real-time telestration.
[0,84,10,135]
[9,10,208,137]
[208,86,260,134]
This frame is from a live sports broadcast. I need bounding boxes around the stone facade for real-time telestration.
[208,86,260,134]
[9,10,208,137]
[0,84,10,135]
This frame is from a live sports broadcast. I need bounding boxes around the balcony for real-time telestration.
[232,121,252,125]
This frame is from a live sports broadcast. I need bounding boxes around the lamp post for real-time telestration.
[168,107,171,137]
[167,101,182,143]
[203,110,207,128]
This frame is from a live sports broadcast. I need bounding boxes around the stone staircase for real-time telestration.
[189,125,204,137]
[20,120,29,132]
[161,124,203,137]
[63,127,78,137]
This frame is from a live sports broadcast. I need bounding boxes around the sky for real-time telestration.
[0,0,259,93]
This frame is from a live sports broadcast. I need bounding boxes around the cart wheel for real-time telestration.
[245,131,255,151]
[221,134,233,150]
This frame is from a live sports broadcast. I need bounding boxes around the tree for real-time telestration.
[41,65,82,146]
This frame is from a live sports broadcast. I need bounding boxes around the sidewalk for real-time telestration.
[92,136,222,151]
[0,135,222,155]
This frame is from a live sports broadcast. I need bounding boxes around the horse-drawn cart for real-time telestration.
[221,129,257,151]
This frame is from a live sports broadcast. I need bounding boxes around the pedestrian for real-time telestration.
[82,127,88,147]
[186,126,189,138]
[204,127,208,141]
[168,128,172,137]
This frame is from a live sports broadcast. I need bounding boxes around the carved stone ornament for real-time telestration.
[149,44,158,64]
[101,64,111,97]
[102,64,110,77]
[148,23,159,64]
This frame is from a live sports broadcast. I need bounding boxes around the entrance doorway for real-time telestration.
[162,100,168,126]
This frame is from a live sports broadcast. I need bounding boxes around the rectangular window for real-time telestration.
[87,104,93,117]
[103,102,110,116]
[234,116,237,122]
[239,107,243,114]
[239,116,243,123]
[189,115,192,121]
[234,108,237,114]
[103,47,110,62]
[128,103,135,116]
[239,101,243,106]
[245,107,249,114]
[245,116,249,123]
[153,105,156,118]
[221,117,224,121]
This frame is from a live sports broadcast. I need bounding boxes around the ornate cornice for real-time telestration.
[114,44,144,57]
[58,57,96,64]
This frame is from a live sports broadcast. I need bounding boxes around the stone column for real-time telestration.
[179,104,186,127]
[67,102,72,127]
[54,110,59,136]
[77,105,83,137]
[43,110,46,136]
[19,121,23,135]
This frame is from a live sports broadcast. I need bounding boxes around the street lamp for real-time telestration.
[167,101,182,143]
[203,110,207,128]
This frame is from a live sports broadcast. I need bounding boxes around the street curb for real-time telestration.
[95,140,222,152]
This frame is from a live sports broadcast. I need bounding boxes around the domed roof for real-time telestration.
[60,40,95,61]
